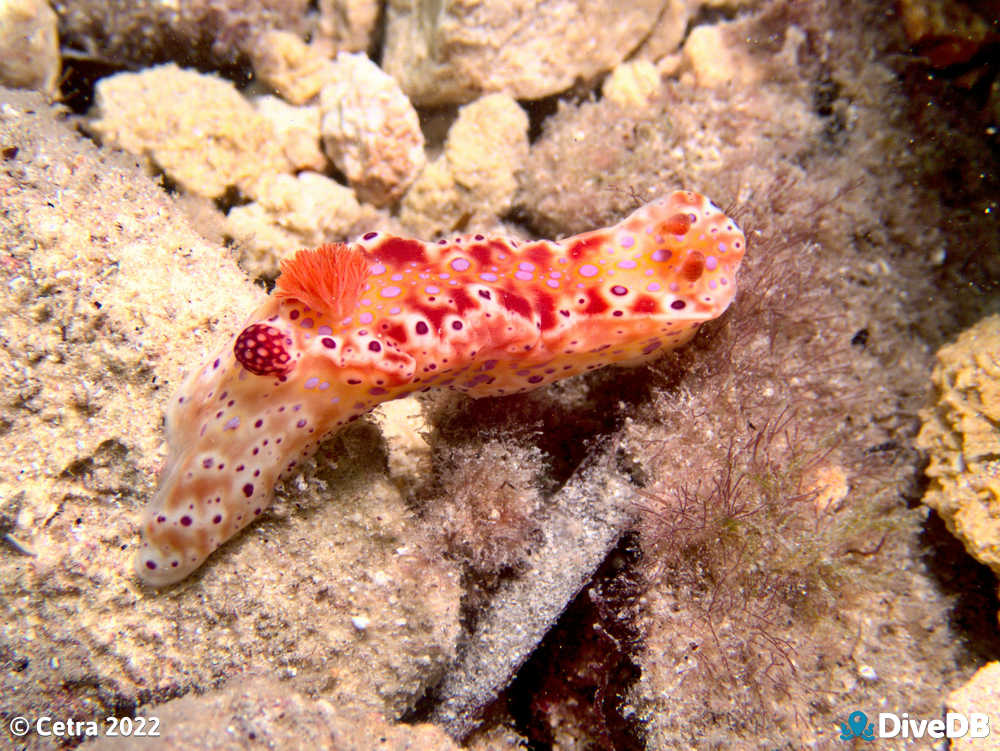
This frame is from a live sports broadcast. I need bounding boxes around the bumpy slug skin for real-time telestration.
[136,191,746,585]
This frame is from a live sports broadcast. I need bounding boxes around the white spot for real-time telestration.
[351,615,371,631]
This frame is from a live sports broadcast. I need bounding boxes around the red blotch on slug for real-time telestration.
[680,251,705,283]
[663,213,693,235]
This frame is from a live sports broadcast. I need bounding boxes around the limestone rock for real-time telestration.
[0,0,59,94]
[917,315,1000,577]
[88,64,290,199]
[320,52,426,207]
[446,94,528,213]
[947,662,1000,751]
[88,675,464,751]
[682,22,762,88]
[316,0,380,54]
[56,0,311,72]
[250,30,336,105]
[602,60,662,108]
[252,95,327,172]
[382,0,667,106]
[401,93,528,236]
[226,171,366,276]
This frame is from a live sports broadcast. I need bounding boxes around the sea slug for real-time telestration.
[135,191,746,585]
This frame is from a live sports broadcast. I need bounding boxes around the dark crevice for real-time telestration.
[504,534,646,751]
[920,510,1000,665]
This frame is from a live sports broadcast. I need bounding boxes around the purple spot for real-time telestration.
[145,560,157,570]
[671,300,687,310]
[578,264,599,278]
[451,257,471,271]
[363,232,378,240]
[651,249,671,262]
[202,458,214,468]
[322,337,337,349]
[452,320,463,330]
[180,516,192,526]
[370,386,387,395]
[254,419,263,428]
[415,321,429,335]
[300,317,314,329]
[478,289,492,300]
[213,358,220,369]
[527,375,544,383]
[296,419,307,428]
[156,515,167,523]
[318,325,333,335]
[369,340,382,352]
[213,514,223,524]
[243,483,254,497]
[289,310,300,320]
[225,417,240,430]
[305,376,319,389]
[611,285,628,296]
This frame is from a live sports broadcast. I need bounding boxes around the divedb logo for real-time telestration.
[839,710,991,741]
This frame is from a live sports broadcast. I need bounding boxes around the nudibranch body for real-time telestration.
[136,191,746,585]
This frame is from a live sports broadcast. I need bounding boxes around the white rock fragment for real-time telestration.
[371,397,432,485]
[351,615,371,631]
[857,664,878,681]
[320,53,426,207]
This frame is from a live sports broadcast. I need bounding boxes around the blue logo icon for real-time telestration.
[840,711,875,741]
